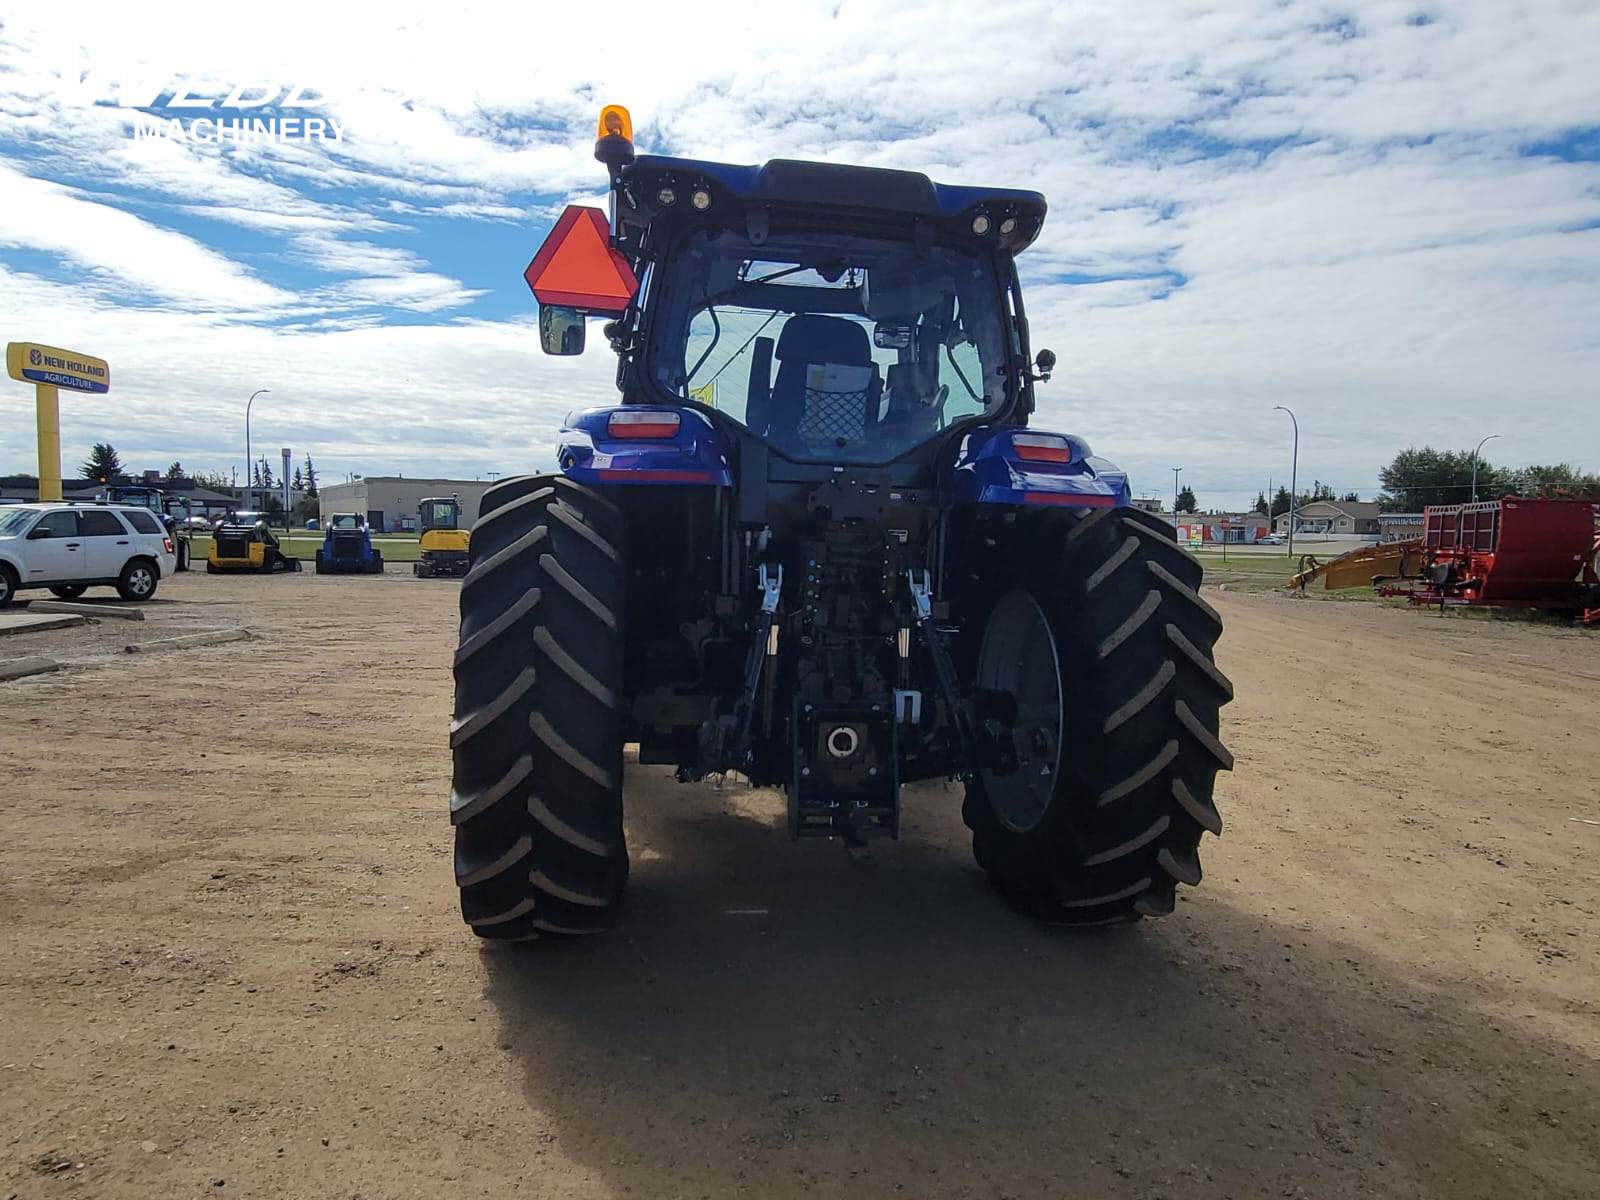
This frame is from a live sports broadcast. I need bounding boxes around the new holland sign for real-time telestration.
[6,341,111,502]
[7,342,111,393]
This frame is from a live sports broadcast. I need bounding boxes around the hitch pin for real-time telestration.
[759,562,783,613]
[906,569,932,622]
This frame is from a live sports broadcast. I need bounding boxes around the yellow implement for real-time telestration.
[415,496,470,578]
[206,515,302,574]
[1288,538,1423,591]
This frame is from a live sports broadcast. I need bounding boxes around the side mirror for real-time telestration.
[27,526,51,539]
[540,305,587,356]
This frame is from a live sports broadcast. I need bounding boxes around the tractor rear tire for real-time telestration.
[449,473,629,940]
[963,506,1233,925]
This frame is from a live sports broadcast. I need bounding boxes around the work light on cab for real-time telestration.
[607,410,680,439]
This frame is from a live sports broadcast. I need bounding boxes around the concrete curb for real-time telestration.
[0,656,64,682]
[123,629,252,654]
[27,600,145,620]
[0,614,88,637]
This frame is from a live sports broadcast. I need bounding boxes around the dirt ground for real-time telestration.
[1,566,1596,1200]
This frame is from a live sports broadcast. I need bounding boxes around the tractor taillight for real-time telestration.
[607,411,681,439]
[1012,434,1075,463]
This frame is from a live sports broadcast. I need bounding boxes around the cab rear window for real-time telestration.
[122,510,162,534]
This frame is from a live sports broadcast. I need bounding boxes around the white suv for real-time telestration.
[0,502,178,607]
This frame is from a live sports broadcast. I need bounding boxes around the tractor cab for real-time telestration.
[414,495,469,578]
[419,497,461,533]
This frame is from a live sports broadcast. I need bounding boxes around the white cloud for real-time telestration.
[0,159,295,310]
[0,0,1597,509]
[0,264,607,482]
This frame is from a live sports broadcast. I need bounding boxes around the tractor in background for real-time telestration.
[446,105,1233,942]
[414,495,469,578]
[207,512,302,573]
[316,513,384,574]
[104,485,191,571]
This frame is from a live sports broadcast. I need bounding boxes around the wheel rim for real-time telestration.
[975,589,1064,834]
[128,567,154,597]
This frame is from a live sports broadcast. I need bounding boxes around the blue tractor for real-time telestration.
[315,513,383,574]
[448,106,1234,941]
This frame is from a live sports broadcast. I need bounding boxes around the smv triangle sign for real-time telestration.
[524,206,638,316]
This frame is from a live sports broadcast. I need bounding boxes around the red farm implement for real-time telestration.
[1374,498,1600,622]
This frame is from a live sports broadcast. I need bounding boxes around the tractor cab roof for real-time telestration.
[617,154,1047,254]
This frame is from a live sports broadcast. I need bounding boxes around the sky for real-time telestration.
[1,0,1597,510]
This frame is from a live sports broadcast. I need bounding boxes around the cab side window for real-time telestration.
[80,510,128,536]
[31,512,79,538]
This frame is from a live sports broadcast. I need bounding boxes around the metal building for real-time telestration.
[317,477,495,533]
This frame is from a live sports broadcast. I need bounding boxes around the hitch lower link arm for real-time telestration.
[906,569,975,762]
[730,562,783,764]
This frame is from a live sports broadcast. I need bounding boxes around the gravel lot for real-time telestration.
[2,568,1596,1199]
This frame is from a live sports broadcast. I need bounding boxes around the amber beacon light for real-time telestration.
[595,104,636,169]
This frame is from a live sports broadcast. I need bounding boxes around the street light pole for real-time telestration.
[1471,433,1500,503]
[1172,467,1182,532]
[1274,405,1298,557]
[245,389,269,511]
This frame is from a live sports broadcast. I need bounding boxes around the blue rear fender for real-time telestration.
[557,405,734,487]
[941,427,1131,510]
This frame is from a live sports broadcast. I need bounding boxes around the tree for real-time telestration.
[1501,462,1600,498]
[80,442,123,481]
[1377,446,1500,511]
[1340,491,1361,503]
[1270,486,1292,518]
[1252,490,1268,515]
[166,461,185,480]
[1296,479,1335,506]
[302,454,319,498]
[256,457,275,490]
[292,466,305,491]
[191,469,236,496]
[1175,486,1197,513]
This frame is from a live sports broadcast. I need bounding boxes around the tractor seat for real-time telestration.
[766,315,881,452]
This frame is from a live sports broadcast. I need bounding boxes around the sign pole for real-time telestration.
[35,384,62,501]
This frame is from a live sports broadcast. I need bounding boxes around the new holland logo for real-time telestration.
[29,348,41,365]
